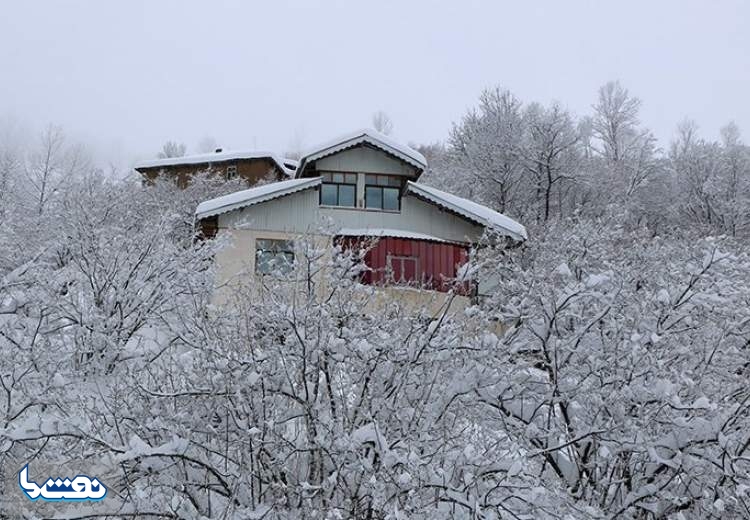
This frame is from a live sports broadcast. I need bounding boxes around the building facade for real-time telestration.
[194,129,527,306]
[136,150,297,188]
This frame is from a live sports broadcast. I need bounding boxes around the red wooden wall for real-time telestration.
[339,236,471,294]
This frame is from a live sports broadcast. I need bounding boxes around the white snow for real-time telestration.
[135,150,297,177]
[585,273,610,288]
[657,288,671,305]
[554,262,573,277]
[406,182,528,240]
[337,228,457,243]
[195,177,321,219]
[691,396,713,409]
[298,128,427,173]
[282,158,299,170]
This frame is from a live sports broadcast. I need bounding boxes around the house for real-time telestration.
[195,129,527,306]
[135,149,298,188]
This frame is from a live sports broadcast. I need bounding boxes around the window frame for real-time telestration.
[386,254,420,286]
[319,172,357,208]
[226,164,238,180]
[364,174,403,211]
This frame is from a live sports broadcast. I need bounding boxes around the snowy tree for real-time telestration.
[715,122,750,236]
[471,220,750,518]
[196,136,219,154]
[444,87,526,215]
[589,81,663,210]
[433,88,584,223]
[2,169,750,518]
[591,80,643,164]
[0,146,20,220]
[668,119,750,237]
[2,84,750,519]
[520,102,582,222]
[157,140,187,159]
[23,124,91,214]
[371,110,394,136]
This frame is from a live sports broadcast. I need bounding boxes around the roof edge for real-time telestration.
[196,177,321,219]
[135,151,296,177]
[296,128,427,177]
[406,182,528,241]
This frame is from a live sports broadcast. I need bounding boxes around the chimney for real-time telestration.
[215,148,223,153]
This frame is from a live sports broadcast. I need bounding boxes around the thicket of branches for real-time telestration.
[1,84,749,519]
[423,81,750,238]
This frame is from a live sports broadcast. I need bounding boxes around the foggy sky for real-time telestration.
[1,0,748,168]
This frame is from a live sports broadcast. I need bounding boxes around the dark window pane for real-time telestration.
[366,186,382,209]
[256,250,273,274]
[322,172,332,182]
[365,174,378,185]
[377,175,389,186]
[274,252,295,274]
[388,176,402,187]
[332,173,345,183]
[339,184,355,206]
[275,240,294,253]
[345,173,357,184]
[256,239,295,275]
[383,188,400,210]
[321,184,338,205]
[257,239,293,253]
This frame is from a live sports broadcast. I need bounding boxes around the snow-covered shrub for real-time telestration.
[2,176,749,519]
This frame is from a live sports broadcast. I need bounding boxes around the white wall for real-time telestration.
[212,227,471,315]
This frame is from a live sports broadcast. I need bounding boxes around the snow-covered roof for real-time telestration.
[135,150,297,177]
[406,182,528,241]
[337,228,457,244]
[194,176,527,242]
[195,177,321,219]
[297,128,427,175]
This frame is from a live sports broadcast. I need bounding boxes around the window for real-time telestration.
[365,175,402,211]
[226,165,238,180]
[255,239,294,275]
[320,172,356,207]
[387,255,419,285]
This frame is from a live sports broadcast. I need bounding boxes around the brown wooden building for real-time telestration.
[135,149,298,188]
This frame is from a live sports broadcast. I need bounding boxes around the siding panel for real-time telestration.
[220,187,485,245]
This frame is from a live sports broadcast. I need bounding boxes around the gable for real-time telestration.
[314,144,419,177]
[296,128,427,178]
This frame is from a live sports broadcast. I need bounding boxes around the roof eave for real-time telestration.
[195,178,321,220]
[406,183,528,241]
[135,154,291,175]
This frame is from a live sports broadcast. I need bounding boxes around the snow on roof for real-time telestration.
[297,128,427,175]
[195,177,321,219]
[406,182,528,241]
[282,158,299,170]
[135,150,297,177]
[337,228,458,244]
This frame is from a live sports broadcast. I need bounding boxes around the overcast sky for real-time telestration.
[1,0,748,168]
